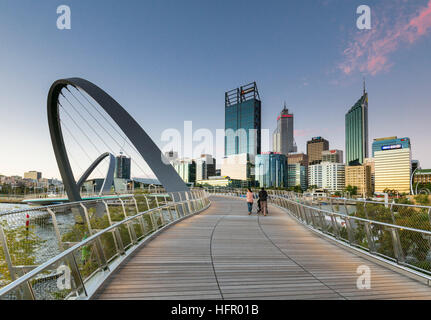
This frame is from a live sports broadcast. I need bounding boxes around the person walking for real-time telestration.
[246,188,254,215]
[258,187,268,216]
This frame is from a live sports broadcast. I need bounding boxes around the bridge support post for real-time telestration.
[79,203,108,270]
[364,222,376,253]
[47,208,64,251]
[389,228,405,264]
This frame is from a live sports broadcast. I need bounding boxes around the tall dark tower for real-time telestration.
[114,153,131,180]
[345,80,369,165]
[224,82,261,156]
[273,102,296,155]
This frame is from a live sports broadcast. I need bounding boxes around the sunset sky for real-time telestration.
[0,0,430,179]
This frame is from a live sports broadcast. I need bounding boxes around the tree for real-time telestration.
[345,185,358,196]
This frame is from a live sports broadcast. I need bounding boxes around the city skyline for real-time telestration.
[1,0,431,179]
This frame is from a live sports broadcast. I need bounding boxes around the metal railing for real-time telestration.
[0,190,210,300]
[206,187,431,279]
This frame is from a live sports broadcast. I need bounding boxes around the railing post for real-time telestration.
[67,252,88,298]
[389,227,405,264]
[79,203,108,270]
[364,222,376,253]
[47,208,64,251]
[118,199,137,245]
[344,217,355,244]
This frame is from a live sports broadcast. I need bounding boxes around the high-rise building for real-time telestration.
[287,153,308,167]
[345,165,372,197]
[322,150,343,163]
[308,162,345,192]
[414,169,431,185]
[220,153,254,181]
[373,137,412,194]
[225,82,261,157]
[23,171,42,180]
[255,152,287,188]
[172,158,196,184]
[372,136,410,157]
[364,157,375,191]
[195,154,216,181]
[307,137,329,165]
[345,83,369,165]
[273,103,297,155]
[114,154,131,180]
[287,163,307,190]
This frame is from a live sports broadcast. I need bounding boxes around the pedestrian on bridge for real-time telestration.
[246,188,254,215]
[258,187,268,216]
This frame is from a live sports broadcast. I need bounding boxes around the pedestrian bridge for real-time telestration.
[2,192,431,300]
[95,196,431,300]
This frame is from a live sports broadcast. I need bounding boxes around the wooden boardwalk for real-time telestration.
[94,196,431,300]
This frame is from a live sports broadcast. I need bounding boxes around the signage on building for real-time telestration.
[381,144,402,151]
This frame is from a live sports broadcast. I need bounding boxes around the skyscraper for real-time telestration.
[373,137,412,194]
[195,154,216,181]
[307,137,329,165]
[225,82,261,157]
[273,103,297,155]
[114,154,131,180]
[322,150,343,163]
[255,152,288,188]
[345,82,369,165]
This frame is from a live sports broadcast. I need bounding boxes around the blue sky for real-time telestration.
[0,0,430,179]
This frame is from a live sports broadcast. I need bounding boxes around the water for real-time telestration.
[0,202,30,212]
[0,202,77,264]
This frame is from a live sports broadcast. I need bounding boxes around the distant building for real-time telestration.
[287,153,308,166]
[115,154,131,180]
[345,165,372,197]
[220,153,254,181]
[24,171,42,180]
[172,158,196,183]
[255,152,288,188]
[414,169,431,184]
[322,150,343,164]
[309,162,345,192]
[273,103,297,155]
[197,176,256,188]
[287,163,307,190]
[195,154,216,181]
[345,83,368,165]
[364,158,375,192]
[164,150,179,163]
[225,82,261,157]
[372,136,410,157]
[307,137,329,165]
[373,137,411,194]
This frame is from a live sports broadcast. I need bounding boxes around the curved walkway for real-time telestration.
[94,196,431,300]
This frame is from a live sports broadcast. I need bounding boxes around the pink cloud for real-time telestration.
[339,0,431,76]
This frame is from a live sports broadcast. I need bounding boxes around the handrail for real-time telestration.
[0,190,211,299]
[208,188,431,278]
[0,194,134,217]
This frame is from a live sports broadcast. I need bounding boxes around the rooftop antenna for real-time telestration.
[363,77,366,95]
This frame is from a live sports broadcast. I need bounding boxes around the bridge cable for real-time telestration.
[71,85,141,156]
[60,118,106,178]
[59,101,108,176]
[63,87,152,180]
[256,210,347,300]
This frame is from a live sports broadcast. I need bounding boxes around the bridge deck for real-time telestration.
[95,197,431,300]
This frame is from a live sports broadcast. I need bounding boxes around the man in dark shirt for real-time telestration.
[258,187,268,216]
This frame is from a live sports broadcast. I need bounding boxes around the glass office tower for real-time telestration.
[225,82,261,156]
[255,152,287,188]
[345,85,369,165]
[114,154,131,180]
